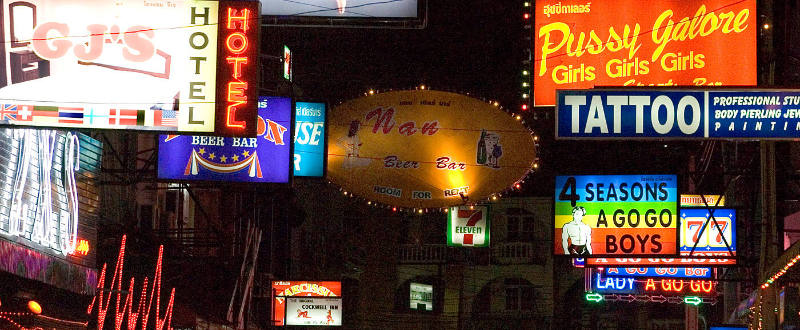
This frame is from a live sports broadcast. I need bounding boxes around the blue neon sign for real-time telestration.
[293,102,326,177]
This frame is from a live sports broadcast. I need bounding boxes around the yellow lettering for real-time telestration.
[719,12,735,33]
[566,33,586,57]
[651,10,674,61]
[587,30,604,54]
[552,65,570,84]
[538,22,570,76]
[733,9,749,33]
[672,18,691,41]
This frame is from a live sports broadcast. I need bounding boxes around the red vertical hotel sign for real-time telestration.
[216,1,260,136]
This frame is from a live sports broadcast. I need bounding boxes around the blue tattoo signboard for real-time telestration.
[158,96,292,183]
[557,89,800,139]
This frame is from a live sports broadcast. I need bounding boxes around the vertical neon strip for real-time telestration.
[62,133,80,254]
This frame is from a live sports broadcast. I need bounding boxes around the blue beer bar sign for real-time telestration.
[556,89,800,139]
[158,97,292,183]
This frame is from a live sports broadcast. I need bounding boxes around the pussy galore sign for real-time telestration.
[534,0,756,106]
[0,0,258,136]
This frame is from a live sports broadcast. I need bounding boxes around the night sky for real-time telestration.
[260,0,525,107]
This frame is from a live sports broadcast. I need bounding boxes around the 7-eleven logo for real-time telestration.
[448,206,489,247]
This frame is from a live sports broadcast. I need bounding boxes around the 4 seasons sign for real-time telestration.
[557,89,800,139]
[447,206,489,247]
[586,208,736,266]
[0,0,259,136]
[554,174,678,257]
[534,0,756,106]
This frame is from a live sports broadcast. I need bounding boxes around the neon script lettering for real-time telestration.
[364,108,439,136]
[538,5,749,75]
[2,130,81,255]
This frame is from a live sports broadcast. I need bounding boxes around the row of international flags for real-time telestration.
[0,104,178,128]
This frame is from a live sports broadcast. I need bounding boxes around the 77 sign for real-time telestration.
[447,206,490,247]
[680,209,736,256]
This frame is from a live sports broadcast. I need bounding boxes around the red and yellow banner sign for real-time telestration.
[272,281,341,326]
[534,0,756,106]
[327,90,537,208]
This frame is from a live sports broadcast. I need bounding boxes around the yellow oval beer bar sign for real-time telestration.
[327,90,537,208]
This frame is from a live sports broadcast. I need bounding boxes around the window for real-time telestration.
[9,2,35,47]
[504,278,537,311]
[506,208,536,242]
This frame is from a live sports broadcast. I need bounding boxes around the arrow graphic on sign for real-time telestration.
[458,209,483,245]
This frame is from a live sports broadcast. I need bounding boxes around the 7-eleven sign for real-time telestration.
[447,206,490,247]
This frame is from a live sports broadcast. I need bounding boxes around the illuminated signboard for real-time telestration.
[0,0,258,136]
[534,0,756,106]
[0,129,102,294]
[285,297,342,326]
[592,273,716,297]
[557,89,800,139]
[260,0,419,18]
[586,209,736,266]
[554,175,678,257]
[294,102,326,177]
[410,282,433,311]
[681,194,725,207]
[272,281,342,326]
[216,0,261,137]
[681,208,736,255]
[447,206,490,247]
[158,97,291,183]
[327,90,536,208]
[605,267,712,279]
[283,46,292,81]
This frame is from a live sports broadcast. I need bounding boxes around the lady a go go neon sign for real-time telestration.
[0,130,81,256]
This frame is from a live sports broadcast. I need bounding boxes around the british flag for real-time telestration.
[0,104,17,120]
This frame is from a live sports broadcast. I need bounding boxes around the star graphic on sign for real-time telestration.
[706,246,711,250]
[208,153,215,159]
[199,148,205,155]
[232,155,239,162]
[242,150,250,157]
[220,155,227,163]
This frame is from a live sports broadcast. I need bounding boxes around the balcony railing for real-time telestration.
[397,242,547,265]
[156,228,223,257]
[397,244,448,263]
[492,242,547,265]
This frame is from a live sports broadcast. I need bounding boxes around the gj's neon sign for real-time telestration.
[0,130,81,255]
